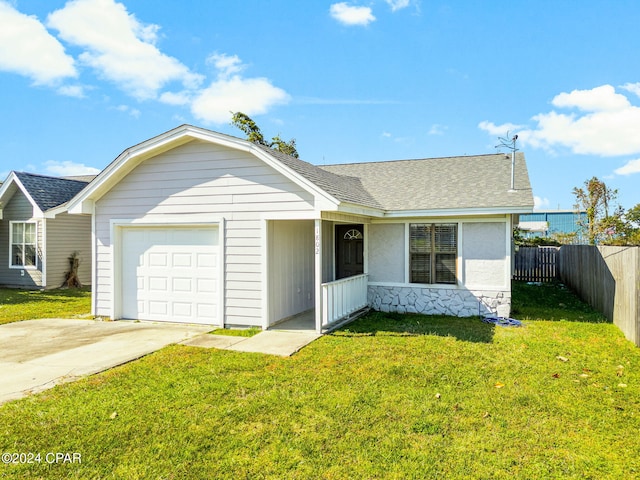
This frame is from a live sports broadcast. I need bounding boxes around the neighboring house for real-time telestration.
[518,210,587,243]
[68,125,533,331]
[0,172,92,288]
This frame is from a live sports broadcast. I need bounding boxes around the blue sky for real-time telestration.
[1,0,639,211]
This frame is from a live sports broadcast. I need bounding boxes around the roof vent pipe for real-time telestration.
[495,133,519,192]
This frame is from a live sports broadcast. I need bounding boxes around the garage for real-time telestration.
[120,226,220,325]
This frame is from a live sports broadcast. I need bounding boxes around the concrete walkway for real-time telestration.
[0,318,211,405]
[181,330,322,356]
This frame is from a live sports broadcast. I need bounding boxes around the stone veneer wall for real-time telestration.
[368,285,510,317]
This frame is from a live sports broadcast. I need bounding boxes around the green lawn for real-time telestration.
[0,287,91,325]
[1,282,639,479]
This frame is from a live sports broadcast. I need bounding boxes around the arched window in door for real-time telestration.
[343,228,363,240]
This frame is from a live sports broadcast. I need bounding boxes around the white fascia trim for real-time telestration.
[247,147,341,209]
[0,173,45,218]
[68,130,194,214]
[336,202,383,218]
[110,214,225,227]
[43,203,69,218]
[261,211,320,220]
[68,124,342,214]
[382,206,533,218]
[372,215,509,224]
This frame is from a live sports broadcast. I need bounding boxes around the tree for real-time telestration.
[572,177,620,245]
[230,112,299,158]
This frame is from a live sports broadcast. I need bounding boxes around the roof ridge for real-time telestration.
[15,171,90,184]
[319,152,520,167]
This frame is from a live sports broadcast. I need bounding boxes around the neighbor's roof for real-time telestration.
[13,172,91,211]
[318,153,533,211]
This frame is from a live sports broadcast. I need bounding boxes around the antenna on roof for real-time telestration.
[495,132,518,192]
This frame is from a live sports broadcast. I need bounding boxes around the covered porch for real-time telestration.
[265,214,371,333]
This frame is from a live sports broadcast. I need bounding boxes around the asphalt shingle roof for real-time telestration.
[256,145,384,209]
[318,153,533,211]
[14,172,91,212]
[257,145,533,212]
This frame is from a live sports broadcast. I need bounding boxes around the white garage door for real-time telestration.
[121,226,219,324]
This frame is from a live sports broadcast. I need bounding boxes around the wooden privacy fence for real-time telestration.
[558,245,640,346]
[513,246,559,282]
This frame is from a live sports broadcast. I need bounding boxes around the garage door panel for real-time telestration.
[197,253,217,268]
[149,277,168,291]
[149,252,168,267]
[121,226,219,324]
[172,253,192,267]
[172,277,192,292]
[197,278,216,294]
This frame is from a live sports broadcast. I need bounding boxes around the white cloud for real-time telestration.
[385,0,411,11]
[159,91,191,106]
[44,160,100,176]
[0,1,76,84]
[57,84,86,97]
[187,52,289,125]
[191,76,289,124]
[551,85,630,112]
[614,158,640,176]
[330,3,376,26]
[478,120,524,137]
[115,104,141,118]
[207,53,244,78]
[47,0,202,100]
[481,85,640,157]
[428,124,447,136]
[534,196,550,209]
[621,82,640,98]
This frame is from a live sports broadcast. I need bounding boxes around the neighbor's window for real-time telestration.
[10,222,37,268]
[409,223,457,284]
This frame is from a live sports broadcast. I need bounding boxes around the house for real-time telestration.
[518,210,587,243]
[0,172,93,288]
[68,125,534,331]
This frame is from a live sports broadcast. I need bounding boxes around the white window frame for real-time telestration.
[9,221,38,269]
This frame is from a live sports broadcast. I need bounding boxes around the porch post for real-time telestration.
[314,219,323,333]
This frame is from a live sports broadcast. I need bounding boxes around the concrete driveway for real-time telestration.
[0,318,212,405]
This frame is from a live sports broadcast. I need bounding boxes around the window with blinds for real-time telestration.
[410,223,457,284]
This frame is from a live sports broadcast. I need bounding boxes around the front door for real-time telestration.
[335,224,364,279]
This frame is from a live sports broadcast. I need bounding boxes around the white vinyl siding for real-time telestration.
[268,220,315,324]
[94,140,317,326]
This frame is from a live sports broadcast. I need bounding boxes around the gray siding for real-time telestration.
[95,140,317,326]
[0,190,43,288]
[45,212,92,288]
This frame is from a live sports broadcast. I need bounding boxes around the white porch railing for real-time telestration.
[321,274,368,328]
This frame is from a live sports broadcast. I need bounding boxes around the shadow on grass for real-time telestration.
[0,287,91,306]
[334,311,496,343]
[511,281,609,323]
